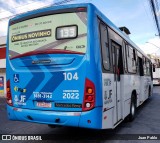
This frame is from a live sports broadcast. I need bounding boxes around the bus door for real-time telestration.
[112,42,122,122]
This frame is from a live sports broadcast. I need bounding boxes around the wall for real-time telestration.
[0,36,6,95]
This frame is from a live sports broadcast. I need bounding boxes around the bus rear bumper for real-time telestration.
[7,105,102,129]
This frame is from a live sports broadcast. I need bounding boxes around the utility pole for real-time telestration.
[149,0,160,38]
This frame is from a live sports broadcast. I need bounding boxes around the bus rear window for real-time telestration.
[9,12,87,59]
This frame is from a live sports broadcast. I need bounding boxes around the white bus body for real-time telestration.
[153,68,160,85]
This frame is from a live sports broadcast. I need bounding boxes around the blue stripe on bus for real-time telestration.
[21,56,45,100]
[37,54,64,93]
[40,72,64,93]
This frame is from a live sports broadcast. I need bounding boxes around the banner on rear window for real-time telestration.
[9,12,87,59]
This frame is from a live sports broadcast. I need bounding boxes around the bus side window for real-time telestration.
[99,22,110,71]
[138,57,144,76]
[153,64,155,72]
[126,45,136,73]
[132,49,137,72]
[123,42,128,73]
[137,57,140,74]
[158,59,160,68]
[143,57,147,75]
[146,60,150,76]
[150,62,153,80]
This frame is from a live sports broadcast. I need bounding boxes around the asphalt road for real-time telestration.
[0,86,160,143]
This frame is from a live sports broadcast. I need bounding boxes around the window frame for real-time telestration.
[125,43,137,74]
[98,19,111,72]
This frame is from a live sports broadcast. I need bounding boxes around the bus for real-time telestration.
[6,3,153,129]
[151,56,160,85]
[153,67,160,85]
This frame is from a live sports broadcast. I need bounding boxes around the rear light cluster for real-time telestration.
[6,80,13,106]
[77,8,86,11]
[82,78,95,111]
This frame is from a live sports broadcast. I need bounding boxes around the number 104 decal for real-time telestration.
[63,72,79,80]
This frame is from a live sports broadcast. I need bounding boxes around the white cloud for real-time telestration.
[0,0,56,36]
[15,1,47,13]
[0,0,55,16]
[12,0,55,14]
[0,0,20,13]
[138,37,160,56]
[0,8,12,19]
[1,0,19,8]
[0,20,9,36]
[156,11,160,17]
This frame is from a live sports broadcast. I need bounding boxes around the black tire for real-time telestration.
[129,95,136,122]
[48,124,56,128]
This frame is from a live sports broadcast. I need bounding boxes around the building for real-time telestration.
[0,36,6,95]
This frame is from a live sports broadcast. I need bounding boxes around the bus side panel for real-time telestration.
[102,73,114,129]
[140,76,152,103]
[122,75,141,118]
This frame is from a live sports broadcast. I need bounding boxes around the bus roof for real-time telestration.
[9,3,150,60]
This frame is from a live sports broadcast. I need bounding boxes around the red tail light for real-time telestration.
[77,7,86,11]
[6,80,13,106]
[82,78,95,111]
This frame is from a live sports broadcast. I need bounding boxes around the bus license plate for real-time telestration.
[37,102,52,108]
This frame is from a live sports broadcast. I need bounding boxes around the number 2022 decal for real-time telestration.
[63,92,79,100]
[63,72,79,81]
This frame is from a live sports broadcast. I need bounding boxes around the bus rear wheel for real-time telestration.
[129,95,136,122]
[48,125,57,128]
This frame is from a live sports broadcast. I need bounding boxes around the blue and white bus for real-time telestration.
[7,3,153,129]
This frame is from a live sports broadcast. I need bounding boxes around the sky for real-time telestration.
[0,0,160,55]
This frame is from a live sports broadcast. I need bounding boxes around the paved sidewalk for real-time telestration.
[0,94,6,104]
[0,93,5,97]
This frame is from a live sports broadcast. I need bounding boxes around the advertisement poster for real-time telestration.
[9,12,87,59]
[0,76,4,93]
